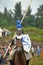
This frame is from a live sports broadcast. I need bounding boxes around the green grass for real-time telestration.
[30,56,43,65]
[23,27,43,42]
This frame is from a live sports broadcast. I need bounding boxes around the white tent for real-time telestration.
[3,28,11,36]
[0,28,3,37]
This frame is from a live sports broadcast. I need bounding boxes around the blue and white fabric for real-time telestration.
[22,34,31,53]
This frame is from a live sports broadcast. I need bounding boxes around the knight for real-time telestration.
[9,19,32,65]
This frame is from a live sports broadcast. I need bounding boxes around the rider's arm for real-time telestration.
[11,33,17,46]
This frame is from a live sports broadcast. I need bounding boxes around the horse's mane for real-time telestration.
[14,50,26,65]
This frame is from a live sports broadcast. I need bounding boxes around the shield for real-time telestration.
[22,34,31,53]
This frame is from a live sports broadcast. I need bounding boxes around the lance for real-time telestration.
[3,32,17,58]
[3,42,12,58]
[21,0,32,24]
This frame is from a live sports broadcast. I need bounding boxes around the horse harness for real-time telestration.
[16,37,23,51]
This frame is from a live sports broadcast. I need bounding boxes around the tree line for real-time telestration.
[0,2,43,29]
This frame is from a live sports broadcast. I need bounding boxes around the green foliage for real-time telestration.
[22,15,35,27]
[0,4,43,29]
[36,4,43,17]
[22,7,35,27]
[0,7,16,27]
[35,17,43,29]
[35,4,43,29]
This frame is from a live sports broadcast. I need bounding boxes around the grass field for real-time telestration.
[30,55,43,65]
[0,27,43,44]
[10,27,43,42]
[23,27,43,42]
[0,27,43,42]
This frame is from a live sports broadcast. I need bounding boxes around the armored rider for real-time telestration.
[9,20,32,65]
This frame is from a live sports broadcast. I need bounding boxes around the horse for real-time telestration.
[13,39,26,65]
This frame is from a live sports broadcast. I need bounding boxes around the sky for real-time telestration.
[0,0,43,14]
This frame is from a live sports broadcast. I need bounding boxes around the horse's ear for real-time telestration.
[16,37,17,40]
[11,39,14,46]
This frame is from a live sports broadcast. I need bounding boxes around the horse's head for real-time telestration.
[16,37,23,48]
[14,49,26,65]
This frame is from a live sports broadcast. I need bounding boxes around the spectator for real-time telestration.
[0,51,2,64]
[36,46,41,56]
[31,47,35,56]
[41,48,43,57]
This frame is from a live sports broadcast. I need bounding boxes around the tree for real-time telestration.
[13,2,22,22]
[26,6,31,17]
[4,7,8,18]
[22,7,35,27]
[35,4,43,28]
[4,7,14,26]
[36,4,43,18]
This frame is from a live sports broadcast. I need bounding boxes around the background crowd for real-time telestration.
[0,44,43,65]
